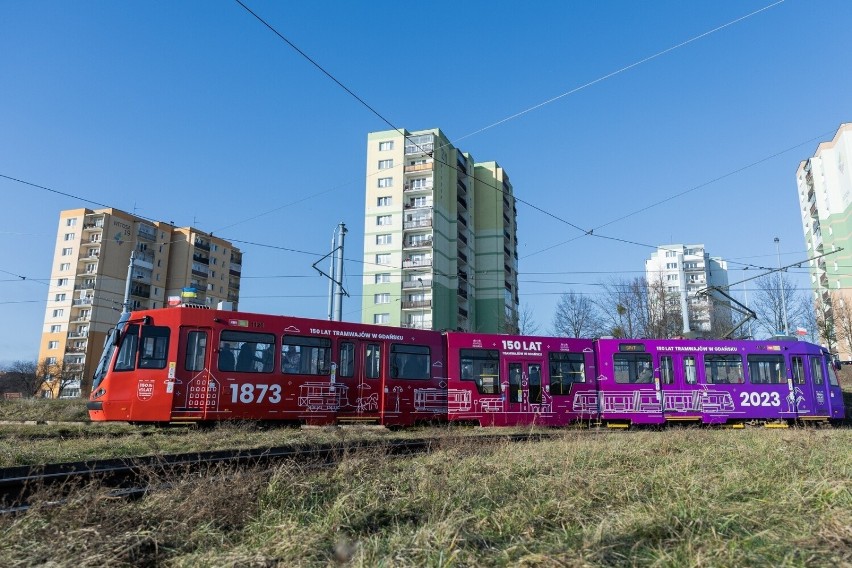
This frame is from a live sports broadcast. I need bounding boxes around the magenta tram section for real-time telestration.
[444,332,597,426]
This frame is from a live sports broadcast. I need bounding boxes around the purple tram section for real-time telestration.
[592,338,845,425]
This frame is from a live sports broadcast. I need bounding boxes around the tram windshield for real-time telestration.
[91,312,130,391]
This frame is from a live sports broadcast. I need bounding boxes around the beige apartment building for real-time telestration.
[361,128,520,333]
[37,208,242,397]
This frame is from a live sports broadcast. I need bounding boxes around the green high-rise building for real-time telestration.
[362,128,519,333]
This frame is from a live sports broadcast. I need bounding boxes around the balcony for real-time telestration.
[457,214,467,227]
[401,322,431,329]
[194,240,210,251]
[404,218,432,230]
[137,225,157,241]
[404,202,432,211]
[457,286,468,299]
[404,237,433,249]
[68,331,88,339]
[82,219,104,231]
[65,345,86,353]
[457,196,468,211]
[72,313,91,323]
[458,232,468,245]
[230,262,242,274]
[404,181,433,192]
[403,258,433,269]
[458,308,468,319]
[80,239,101,247]
[458,270,468,282]
[74,282,95,291]
[402,300,432,309]
[402,279,432,289]
[72,298,93,306]
[458,251,468,264]
[404,163,433,174]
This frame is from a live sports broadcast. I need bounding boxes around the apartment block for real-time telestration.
[361,128,519,333]
[797,123,852,357]
[645,244,730,334]
[37,208,242,397]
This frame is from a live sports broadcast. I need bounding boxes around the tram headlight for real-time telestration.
[92,388,106,399]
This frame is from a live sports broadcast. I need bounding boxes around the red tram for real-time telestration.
[88,306,445,426]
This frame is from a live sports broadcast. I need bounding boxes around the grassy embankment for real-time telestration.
[1,428,850,567]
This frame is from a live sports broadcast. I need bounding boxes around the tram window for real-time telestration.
[826,357,840,386]
[282,335,331,375]
[391,344,430,379]
[747,355,786,384]
[614,353,653,383]
[791,357,805,385]
[810,357,824,385]
[365,344,381,379]
[184,331,207,372]
[339,342,354,378]
[704,355,744,384]
[529,364,542,404]
[683,356,697,385]
[549,352,584,395]
[138,326,169,369]
[220,330,275,373]
[114,324,140,372]
[660,356,674,385]
[459,349,501,394]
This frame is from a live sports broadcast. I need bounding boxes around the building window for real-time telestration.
[61,248,73,256]
[374,293,390,304]
[57,278,68,286]
[66,218,77,227]
[55,293,66,302]
[48,341,59,349]
[379,141,394,151]
[374,313,390,324]
[49,325,61,333]
[375,273,391,284]
[52,309,64,318]
[59,263,70,271]
[47,357,57,365]
[377,196,392,207]
[666,263,677,269]
[376,234,392,245]
[64,233,75,241]
[376,254,391,265]
[378,177,393,188]
[378,159,393,170]
[377,215,392,226]
[410,177,429,189]
[667,274,678,281]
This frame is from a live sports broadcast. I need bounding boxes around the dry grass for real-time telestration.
[1,427,850,567]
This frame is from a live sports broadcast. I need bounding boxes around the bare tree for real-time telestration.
[750,273,810,337]
[596,278,650,338]
[518,303,541,336]
[552,292,602,338]
[645,276,684,338]
[831,293,852,359]
[3,360,46,397]
[36,358,80,398]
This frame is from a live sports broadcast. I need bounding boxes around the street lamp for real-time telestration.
[774,237,789,335]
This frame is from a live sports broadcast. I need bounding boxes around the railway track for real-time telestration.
[0,432,555,514]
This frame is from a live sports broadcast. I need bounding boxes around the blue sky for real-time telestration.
[2,0,851,363]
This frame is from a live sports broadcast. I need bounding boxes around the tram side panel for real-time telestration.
[445,332,596,427]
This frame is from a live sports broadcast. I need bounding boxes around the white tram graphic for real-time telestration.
[298,382,348,411]
[573,389,736,414]
[185,375,220,410]
[414,388,449,413]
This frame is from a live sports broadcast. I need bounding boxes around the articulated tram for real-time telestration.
[88,306,846,427]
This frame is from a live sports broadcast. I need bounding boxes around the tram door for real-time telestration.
[176,326,212,419]
[506,359,544,414]
[807,355,831,417]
